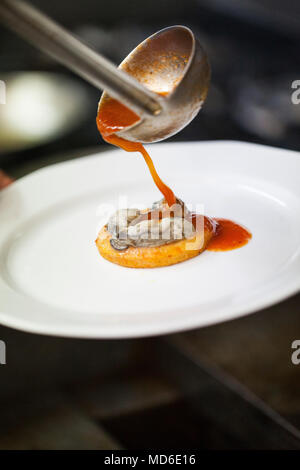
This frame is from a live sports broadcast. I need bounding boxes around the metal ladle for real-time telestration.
[0,0,210,143]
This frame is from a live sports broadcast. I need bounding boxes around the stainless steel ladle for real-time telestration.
[0,0,210,143]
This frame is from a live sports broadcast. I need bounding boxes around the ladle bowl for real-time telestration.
[99,26,211,143]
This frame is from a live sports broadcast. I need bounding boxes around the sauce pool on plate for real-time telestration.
[207,218,251,251]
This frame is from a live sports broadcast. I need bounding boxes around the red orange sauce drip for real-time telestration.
[207,218,251,251]
[96,97,251,251]
[97,97,176,207]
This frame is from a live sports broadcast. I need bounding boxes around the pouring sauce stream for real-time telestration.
[97,97,176,207]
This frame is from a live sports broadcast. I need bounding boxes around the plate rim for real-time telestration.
[1,139,300,338]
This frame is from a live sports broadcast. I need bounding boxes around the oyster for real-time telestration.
[107,198,195,250]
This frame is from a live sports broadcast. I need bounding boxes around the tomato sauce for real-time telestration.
[207,218,252,251]
[97,97,176,207]
[96,96,251,251]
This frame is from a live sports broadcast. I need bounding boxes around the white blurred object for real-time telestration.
[0,72,89,152]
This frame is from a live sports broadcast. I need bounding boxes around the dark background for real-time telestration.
[1,0,300,168]
[1,0,300,450]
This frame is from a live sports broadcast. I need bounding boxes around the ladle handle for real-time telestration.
[0,0,161,116]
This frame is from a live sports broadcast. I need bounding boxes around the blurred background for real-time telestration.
[1,0,300,450]
[1,0,300,171]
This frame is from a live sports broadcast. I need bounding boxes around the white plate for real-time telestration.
[1,141,300,338]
